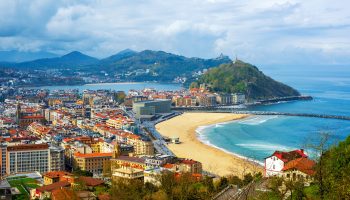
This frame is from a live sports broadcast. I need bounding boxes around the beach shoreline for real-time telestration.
[155,112,264,177]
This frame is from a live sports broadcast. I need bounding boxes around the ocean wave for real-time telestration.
[215,124,224,128]
[238,115,278,125]
[199,138,265,165]
[195,129,264,165]
[235,142,294,151]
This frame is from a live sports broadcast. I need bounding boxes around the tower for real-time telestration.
[112,143,121,159]
[16,102,21,125]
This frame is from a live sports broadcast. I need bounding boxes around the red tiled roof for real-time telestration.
[37,181,70,193]
[163,163,174,169]
[78,176,104,186]
[22,115,44,119]
[7,144,49,151]
[44,171,73,179]
[51,188,76,200]
[271,149,307,162]
[180,159,199,165]
[98,194,111,200]
[283,157,316,175]
[115,155,145,164]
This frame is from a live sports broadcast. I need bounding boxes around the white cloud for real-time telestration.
[0,0,349,65]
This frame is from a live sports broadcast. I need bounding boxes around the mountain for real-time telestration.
[97,50,232,81]
[1,49,232,82]
[0,50,58,63]
[190,60,300,100]
[15,51,99,69]
[101,49,137,63]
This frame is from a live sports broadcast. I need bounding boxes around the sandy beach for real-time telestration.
[155,112,263,177]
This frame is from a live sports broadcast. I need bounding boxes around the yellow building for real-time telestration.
[134,140,154,156]
[91,142,102,153]
[106,116,134,129]
[43,171,73,185]
[73,152,112,175]
[126,135,154,156]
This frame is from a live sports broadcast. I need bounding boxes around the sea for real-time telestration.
[34,67,350,163]
[197,66,350,163]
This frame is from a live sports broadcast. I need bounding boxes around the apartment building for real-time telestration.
[73,152,112,175]
[112,165,144,181]
[49,146,65,171]
[6,144,50,174]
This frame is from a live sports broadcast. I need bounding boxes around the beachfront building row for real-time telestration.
[0,143,65,176]
[171,93,246,107]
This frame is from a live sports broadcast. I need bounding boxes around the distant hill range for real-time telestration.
[190,60,300,100]
[0,50,58,63]
[0,49,232,82]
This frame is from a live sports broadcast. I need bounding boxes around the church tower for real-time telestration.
[16,102,21,125]
[112,143,121,159]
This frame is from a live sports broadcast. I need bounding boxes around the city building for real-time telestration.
[43,171,73,185]
[110,156,146,172]
[132,100,171,118]
[144,168,162,186]
[49,146,65,171]
[281,157,315,184]
[73,152,112,175]
[16,104,45,128]
[232,93,246,104]
[112,165,144,181]
[197,95,217,107]
[0,143,7,177]
[27,122,52,136]
[6,144,50,175]
[216,94,233,105]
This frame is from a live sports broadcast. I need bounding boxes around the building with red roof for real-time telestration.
[43,171,73,185]
[264,149,315,180]
[281,157,316,183]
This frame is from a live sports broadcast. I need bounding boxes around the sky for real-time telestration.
[0,0,349,66]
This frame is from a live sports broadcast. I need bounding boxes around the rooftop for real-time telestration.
[7,143,49,151]
[269,149,307,162]
[74,152,113,158]
[283,157,316,175]
[43,171,73,179]
[36,181,70,193]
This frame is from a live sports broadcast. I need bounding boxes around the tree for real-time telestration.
[307,132,332,200]
[72,167,93,177]
[159,171,177,199]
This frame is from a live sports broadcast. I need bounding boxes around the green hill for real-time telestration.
[190,60,300,100]
[96,50,232,82]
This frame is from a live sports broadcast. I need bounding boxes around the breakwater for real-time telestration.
[172,108,350,121]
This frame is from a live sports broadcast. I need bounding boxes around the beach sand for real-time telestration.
[155,112,263,177]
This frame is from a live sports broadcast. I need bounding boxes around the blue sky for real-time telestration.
[0,0,349,66]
